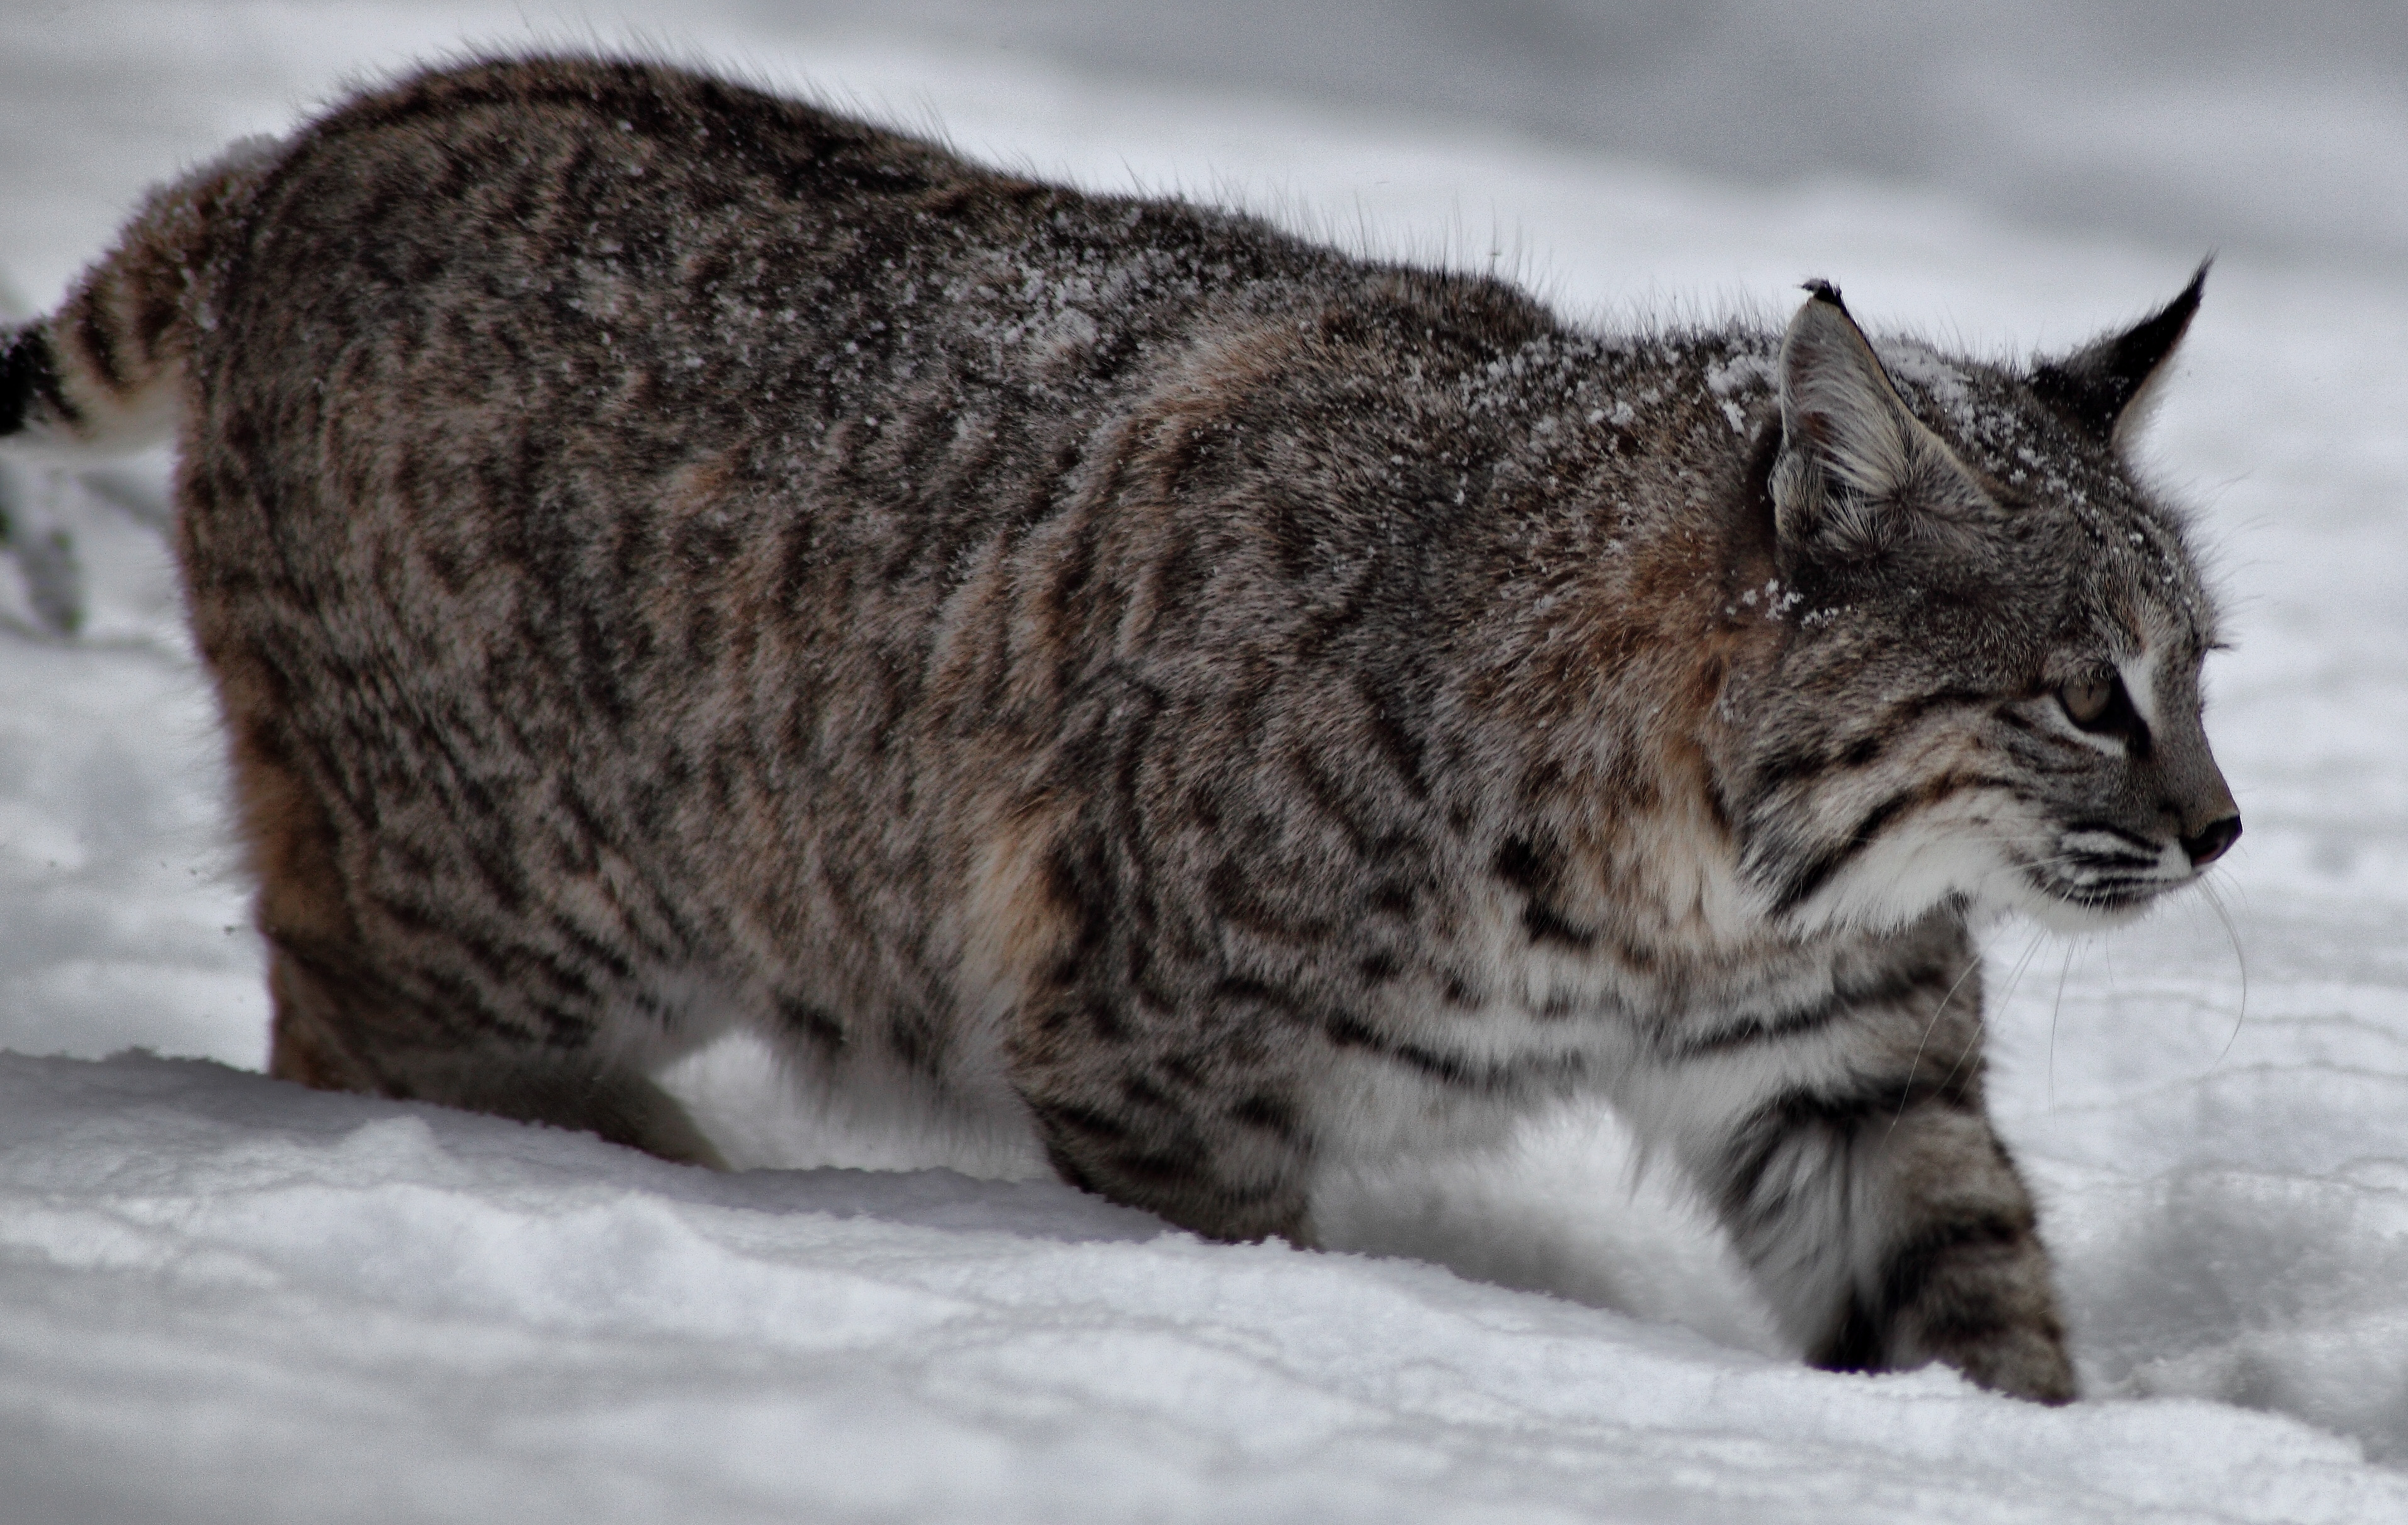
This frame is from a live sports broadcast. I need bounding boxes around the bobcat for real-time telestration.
[1,56,2238,1403]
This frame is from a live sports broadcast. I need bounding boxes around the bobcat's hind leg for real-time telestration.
[268,947,728,1169]
[233,694,725,1169]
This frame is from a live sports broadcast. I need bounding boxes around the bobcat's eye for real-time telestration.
[2058,673,2133,734]
[2060,679,2112,725]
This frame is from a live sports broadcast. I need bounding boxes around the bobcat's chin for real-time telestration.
[2014,885,2157,935]
[2004,847,2202,933]
[1795,830,2201,937]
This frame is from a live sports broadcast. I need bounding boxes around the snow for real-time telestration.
[9,4,2408,1521]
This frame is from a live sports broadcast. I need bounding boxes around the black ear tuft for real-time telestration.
[1771,282,1984,556]
[2029,259,2209,442]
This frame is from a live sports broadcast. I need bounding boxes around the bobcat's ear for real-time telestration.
[2029,260,2207,447]
[1771,280,1975,557]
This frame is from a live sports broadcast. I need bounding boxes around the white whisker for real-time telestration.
[2047,940,2078,1110]
[1937,929,2044,1107]
[2202,872,2249,1070]
[1888,939,1990,1137]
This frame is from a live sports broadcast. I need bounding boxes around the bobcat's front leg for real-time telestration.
[1729,1068,2071,1399]
[1621,971,2076,1402]
[1010,983,1318,1248]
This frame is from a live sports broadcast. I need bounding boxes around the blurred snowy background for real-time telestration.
[6,4,2408,1521]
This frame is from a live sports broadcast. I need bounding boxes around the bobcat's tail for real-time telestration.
[1,137,282,454]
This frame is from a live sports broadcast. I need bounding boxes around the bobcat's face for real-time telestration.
[1997,615,2238,928]
[1724,274,2238,935]
[1731,551,2236,936]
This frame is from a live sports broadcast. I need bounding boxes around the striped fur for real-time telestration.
[2,57,2245,1402]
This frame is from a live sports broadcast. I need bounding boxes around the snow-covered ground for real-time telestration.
[8,5,2408,1521]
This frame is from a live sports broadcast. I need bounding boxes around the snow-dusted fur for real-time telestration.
[0,57,2241,1403]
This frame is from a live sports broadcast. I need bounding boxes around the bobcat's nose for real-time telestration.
[2181,814,2241,868]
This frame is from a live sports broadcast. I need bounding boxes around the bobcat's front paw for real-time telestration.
[1911,1317,2076,1404]
[1817,1222,2078,1404]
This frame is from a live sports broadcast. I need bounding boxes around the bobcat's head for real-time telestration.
[1728,270,2238,934]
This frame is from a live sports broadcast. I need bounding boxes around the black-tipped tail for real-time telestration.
[0,326,64,438]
